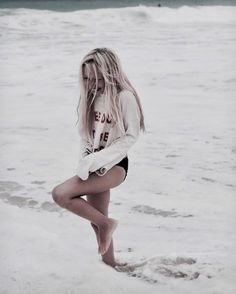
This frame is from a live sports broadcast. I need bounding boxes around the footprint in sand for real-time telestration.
[131,205,193,218]
[30,180,46,185]
[117,255,201,284]
[0,180,61,212]
[0,181,37,208]
[165,154,181,158]
[0,180,25,192]
[0,192,10,200]
[201,177,216,183]
[40,201,61,212]
[6,195,31,208]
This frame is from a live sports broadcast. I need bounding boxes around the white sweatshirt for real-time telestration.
[76,89,141,180]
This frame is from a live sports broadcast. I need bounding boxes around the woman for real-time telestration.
[52,47,145,270]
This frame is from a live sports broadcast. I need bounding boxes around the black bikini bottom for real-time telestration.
[115,156,128,180]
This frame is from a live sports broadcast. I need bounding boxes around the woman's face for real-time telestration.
[83,65,105,96]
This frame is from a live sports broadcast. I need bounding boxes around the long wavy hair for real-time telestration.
[76,47,145,141]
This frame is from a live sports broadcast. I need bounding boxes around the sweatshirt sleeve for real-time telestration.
[76,90,141,180]
[77,112,92,159]
[78,137,92,159]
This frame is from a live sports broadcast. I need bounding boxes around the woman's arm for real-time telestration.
[77,109,92,159]
[79,136,92,159]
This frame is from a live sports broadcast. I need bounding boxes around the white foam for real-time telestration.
[1,5,236,31]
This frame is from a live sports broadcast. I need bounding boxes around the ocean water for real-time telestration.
[0,3,236,294]
[0,0,236,11]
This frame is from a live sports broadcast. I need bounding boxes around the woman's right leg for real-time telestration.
[86,190,118,267]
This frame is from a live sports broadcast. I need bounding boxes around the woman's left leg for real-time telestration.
[86,190,118,267]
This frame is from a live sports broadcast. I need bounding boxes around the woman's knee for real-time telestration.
[51,186,68,208]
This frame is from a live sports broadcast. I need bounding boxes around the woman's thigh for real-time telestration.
[52,165,125,201]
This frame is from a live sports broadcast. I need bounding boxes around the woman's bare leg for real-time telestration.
[52,166,126,255]
[86,190,118,267]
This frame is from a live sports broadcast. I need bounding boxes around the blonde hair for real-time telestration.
[76,47,145,141]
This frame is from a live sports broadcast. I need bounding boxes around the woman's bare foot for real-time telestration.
[116,262,128,266]
[103,260,128,268]
[98,218,118,255]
